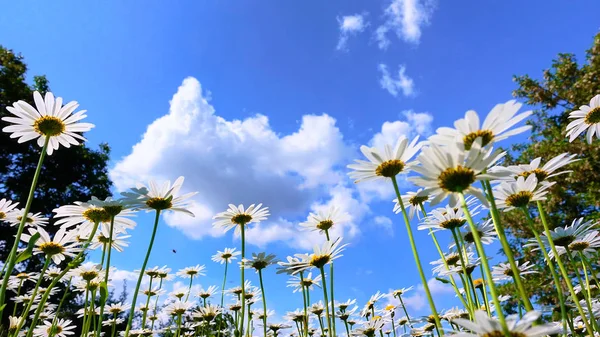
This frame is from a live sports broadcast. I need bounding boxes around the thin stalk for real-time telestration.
[16,257,50,332]
[185,275,194,302]
[324,230,336,337]
[391,316,397,337]
[216,261,228,337]
[300,273,309,337]
[12,280,24,317]
[537,201,594,336]
[124,209,162,337]
[0,137,50,312]
[239,223,247,337]
[482,180,533,311]
[450,227,476,315]
[564,248,599,332]
[319,266,333,337]
[51,277,73,326]
[521,208,568,336]
[175,313,183,337]
[318,315,325,336]
[258,269,268,337]
[344,320,351,337]
[391,177,442,336]
[96,216,116,337]
[82,283,91,336]
[419,203,469,311]
[396,295,413,329]
[150,278,164,331]
[141,276,155,328]
[458,193,509,337]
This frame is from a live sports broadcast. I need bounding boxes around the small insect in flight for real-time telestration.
[172,249,177,254]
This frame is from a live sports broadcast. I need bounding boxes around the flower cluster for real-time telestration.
[1,90,599,337]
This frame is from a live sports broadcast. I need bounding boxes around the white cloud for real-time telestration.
[376,0,436,49]
[373,215,394,236]
[378,64,415,97]
[111,77,360,248]
[336,13,368,51]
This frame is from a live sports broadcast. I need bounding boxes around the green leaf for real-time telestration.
[435,277,450,284]
[15,232,41,263]
[99,281,108,306]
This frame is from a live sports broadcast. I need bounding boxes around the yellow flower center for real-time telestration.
[34,115,65,136]
[473,278,484,288]
[505,191,534,208]
[309,254,331,268]
[145,197,173,210]
[16,272,29,279]
[83,208,111,223]
[317,220,334,231]
[80,271,99,281]
[231,213,252,225]
[569,241,590,251]
[463,130,494,150]
[221,253,232,259]
[438,166,476,193]
[463,230,483,243]
[585,106,600,124]
[518,169,548,182]
[46,325,63,336]
[39,242,65,256]
[446,253,460,266]
[375,159,405,178]
[408,195,428,207]
[0,211,5,220]
[439,218,466,230]
[17,216,34,223]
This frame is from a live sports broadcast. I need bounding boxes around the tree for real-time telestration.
[497,32,600,311]
[0,46,113,322]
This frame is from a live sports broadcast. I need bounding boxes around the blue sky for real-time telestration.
[2,0,600,324]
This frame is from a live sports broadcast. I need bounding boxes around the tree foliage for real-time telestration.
[0,46,113,322]
[498,32,600,310]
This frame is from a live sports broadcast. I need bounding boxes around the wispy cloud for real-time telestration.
[378,63,415,97]
[376,0,436,49]
[336,13,368,51]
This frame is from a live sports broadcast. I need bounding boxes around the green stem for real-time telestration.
[418,203,469,312]
[564,248,598,332]
[216,261,229,337]
[52,277,73,326]
[185,275,194,302]
[16,257,50,332]
[0,137,50,312]
[300,273,309,337]
[141,277,155,328]
[522,208,568,336]
[319,266,333,337]
[396,296,413,329]
[239,223,247,337]
[151,278,163,331]
[258,269,268,337]
[12,280,24,317]
[324,230,336,337]
[124,209,161,337]
[175,313,183,337]
[344,320,351,337]
[96,216,116,337]
[458,192,509,337]
[482,180,533,311]
[450,227,476,315]
[391,177,443,336]
[537,201,594,336]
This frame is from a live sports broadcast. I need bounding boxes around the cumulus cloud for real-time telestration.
[336,13,369,51]
[111,77,434,248]
[111,77,361,248]
[378,64,415,97]
[373,215,394,236]
[376,0,436,49]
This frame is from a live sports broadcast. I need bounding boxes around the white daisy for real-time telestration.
[243,252,278,272]
[410,140,507,206]
[53,201,136,234]
[393,189,429,220]
[212,203,269,234]
[176,265,206,279]
[32,318,76,337]
[286,272,322,293]
[211,247,241,264]
[493,153,578,183]
[566,94,600,143]
[293,238,348,272]
[458,219,497,246]
[492,261,537,282]
[451,310,559,337]
[430,100,532,150]
[299,206,349,234]
[5,210,48,228]
[525,218,597,258]
[494,175,553,211]
[347,135,422,183]
[2,91,94,155]
[418,205,471,233]
[120,176,197,215]
[20,227,80,264]
[197,285,219,299]
[351,319,385,337]
[0,198,19,222]
[90,225,131,252]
